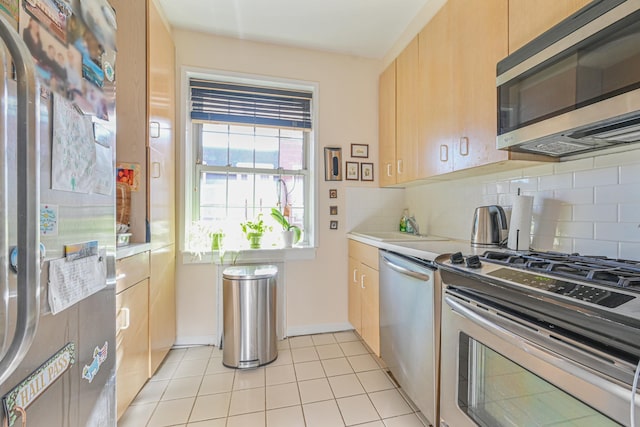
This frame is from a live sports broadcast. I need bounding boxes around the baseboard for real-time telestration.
[174,335,218,347]
[286,322,353,338]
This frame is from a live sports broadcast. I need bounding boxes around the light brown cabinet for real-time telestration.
[395,37,420,184]
[348,240,380,356]
[378,62,397,187]
[508,0,591,53]
[149,244,176,374]
[115,254,150,420]
[419,0,510,176]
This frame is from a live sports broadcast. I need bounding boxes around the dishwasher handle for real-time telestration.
[381,255,431,281]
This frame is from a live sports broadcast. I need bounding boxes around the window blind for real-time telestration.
[190,79,313,129]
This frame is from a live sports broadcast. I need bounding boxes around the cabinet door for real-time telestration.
[452,0,509,171]
[509,0,591,53]
[149,244,176,375]
[116,279,149,420]
[418,4,454,178]
[360,263,380,356]
[148,0,176,249]
[396,36,419,183]
[378,62,397,187]
[348,257,362,334]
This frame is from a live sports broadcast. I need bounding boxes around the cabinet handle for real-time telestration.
[115,273,126,281]
[353,268,358,282]
[151,161,161,178]
[386,163,392,177]
[361,275,366,289]
[150,121,160,138]
[460,137,469,156]
[120,308,130,331]
[440,144,449,162]
[397,160,403,175]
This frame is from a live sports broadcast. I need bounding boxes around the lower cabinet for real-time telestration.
[348,240,380,356]
[149,244,176,375]
[116,278,149,419]
[115,251,150,420]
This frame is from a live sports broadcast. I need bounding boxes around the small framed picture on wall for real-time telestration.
[350,144,369,158]
[361,163,374,181]
[329,189,338,198]
[346,162,359,180]
[330,206,338,215]
[330,220,338,230]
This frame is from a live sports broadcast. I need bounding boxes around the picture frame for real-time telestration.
[351,143,369,158]
[330,206,338,215]
[330,220,338,230]
[346,161,359,180]
[329,189,338,199]
[361,163,374,181]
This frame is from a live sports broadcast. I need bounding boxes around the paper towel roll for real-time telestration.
[508,195,533,251]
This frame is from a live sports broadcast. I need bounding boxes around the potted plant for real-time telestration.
[240,213,272,249]
[270,208,301,248]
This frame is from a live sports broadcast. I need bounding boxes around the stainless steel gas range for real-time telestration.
[437,250,640,427]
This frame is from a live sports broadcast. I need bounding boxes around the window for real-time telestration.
[188,78,314,250]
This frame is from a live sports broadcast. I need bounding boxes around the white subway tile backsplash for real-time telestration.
[553,158,594,174]
[619,242,640,261]
[555,221,593,239]
[595,223,640,243]
[619,203,640,222]
[553,188,594,205]
[509,178,537,194]
[573,167,618,188]
[594,183,640,204]
[573,239,618,258]
[551,237,573,253]
[483,182,498,195]
[620,164,640,184]
[594,148,640,168]
[572,205,617,222]
[522,164,554,178]
[496,181,510,194]
[539,173,572,191]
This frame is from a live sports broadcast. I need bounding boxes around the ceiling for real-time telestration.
[155,0,431,59]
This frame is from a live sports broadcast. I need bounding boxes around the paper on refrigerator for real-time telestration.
[48,255,106,314]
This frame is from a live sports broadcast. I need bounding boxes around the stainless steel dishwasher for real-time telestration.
[379,250,438,427]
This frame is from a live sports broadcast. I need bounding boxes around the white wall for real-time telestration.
[173,31,381,344]
[405,148,640,260]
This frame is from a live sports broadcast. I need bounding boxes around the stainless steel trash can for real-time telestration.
[222,265,278,368]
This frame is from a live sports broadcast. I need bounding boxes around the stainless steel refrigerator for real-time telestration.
[0,1,117,425]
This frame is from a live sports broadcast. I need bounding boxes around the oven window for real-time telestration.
[457,333,621,426]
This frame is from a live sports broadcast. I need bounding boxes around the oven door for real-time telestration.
[439,290,638,427]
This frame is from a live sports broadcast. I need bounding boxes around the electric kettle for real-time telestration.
[470,205,508,247]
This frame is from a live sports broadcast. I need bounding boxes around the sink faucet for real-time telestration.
[406,217,420,236]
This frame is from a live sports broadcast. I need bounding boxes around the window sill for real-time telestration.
[180,246,317,265]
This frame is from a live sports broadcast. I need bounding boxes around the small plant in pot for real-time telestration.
[270,208,301,248]
[240,213,272,249]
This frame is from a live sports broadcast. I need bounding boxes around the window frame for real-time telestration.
[180,69,318,253]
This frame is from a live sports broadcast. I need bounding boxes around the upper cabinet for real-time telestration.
[378,62,397,187]
[508,0,592,53]
[396,37,420,184]
[379,0,554,187]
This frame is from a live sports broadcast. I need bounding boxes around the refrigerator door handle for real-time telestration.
[0,12,41,386]
[0,40,8,357]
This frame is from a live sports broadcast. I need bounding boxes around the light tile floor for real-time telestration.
[118,331,428,427]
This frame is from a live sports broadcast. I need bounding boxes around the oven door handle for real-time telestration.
[445,295,636,393]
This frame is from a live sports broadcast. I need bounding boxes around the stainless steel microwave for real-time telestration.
[497,0,640,157]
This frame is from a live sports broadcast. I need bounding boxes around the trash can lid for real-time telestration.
[222,265,278,280]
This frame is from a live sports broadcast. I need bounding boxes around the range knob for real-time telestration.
[450,252,464,264]
[466,255,482,269]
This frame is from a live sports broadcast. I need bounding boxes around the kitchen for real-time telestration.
[1,0,640,426]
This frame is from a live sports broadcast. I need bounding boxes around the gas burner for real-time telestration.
[481,251,640,289]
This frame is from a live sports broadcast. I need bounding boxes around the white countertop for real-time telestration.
[347,232,487,262]
[116,242,152,259]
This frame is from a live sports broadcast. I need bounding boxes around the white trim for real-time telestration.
[286,323,354,338]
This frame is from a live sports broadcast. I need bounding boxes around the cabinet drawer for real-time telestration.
[116,251,150,294]
[348,240,378,270]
